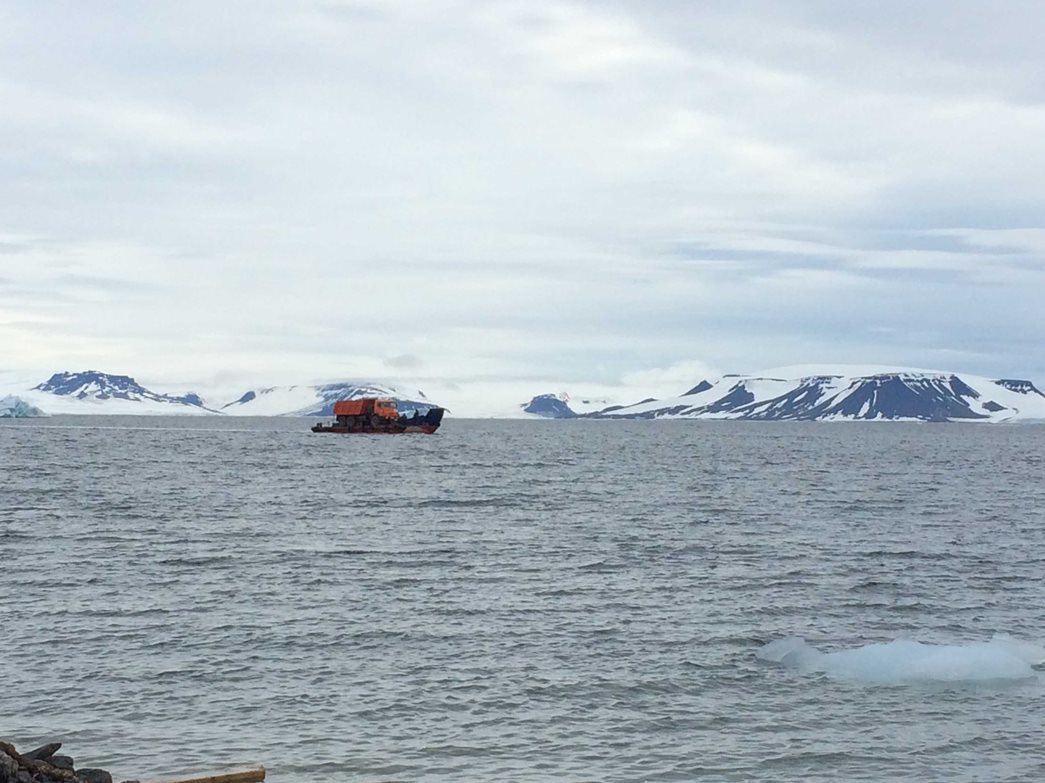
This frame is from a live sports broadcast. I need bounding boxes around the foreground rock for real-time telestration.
[0,741,124,783]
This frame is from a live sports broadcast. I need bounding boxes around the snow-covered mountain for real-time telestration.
[2,371,439,417]
[593,369,1045,422]
[35,370,213,408]
[4,367,1045,422]
[221,382,432,417]
[7,371,217,415]
[2,370,612,419]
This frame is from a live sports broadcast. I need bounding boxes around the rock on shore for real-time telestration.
[0,741,130,783]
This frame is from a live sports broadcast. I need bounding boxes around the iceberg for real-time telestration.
[757,635,1044,684]
[0,395,46,418]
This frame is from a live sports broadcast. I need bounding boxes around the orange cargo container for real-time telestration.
[333,399,367,417]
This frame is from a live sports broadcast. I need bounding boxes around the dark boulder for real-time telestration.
[1,751,19,783]
[76,770,112,783]
[24,745,61,762]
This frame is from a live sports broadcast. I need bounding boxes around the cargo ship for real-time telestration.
[311,397,445,434]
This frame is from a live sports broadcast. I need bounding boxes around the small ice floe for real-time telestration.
[756,634,1044,684]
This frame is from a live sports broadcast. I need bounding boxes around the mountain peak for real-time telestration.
[683,380,714,396]
[36,370,152,400]
[522,393,576,418]
[34,370,213,410]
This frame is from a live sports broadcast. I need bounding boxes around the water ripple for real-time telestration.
[2,417,1044,782]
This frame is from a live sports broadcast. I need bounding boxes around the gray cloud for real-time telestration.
[1,0,1043,395]
[384,354,424,370]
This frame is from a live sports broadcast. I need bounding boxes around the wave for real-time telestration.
[757,634,1044,684]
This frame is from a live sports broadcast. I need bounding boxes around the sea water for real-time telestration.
[2,417,1044,782]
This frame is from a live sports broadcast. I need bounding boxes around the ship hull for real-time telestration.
[311,422,440,434]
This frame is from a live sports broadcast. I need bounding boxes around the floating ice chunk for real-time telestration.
[988,633,1045,665]
[0,395,46,418]
[757,636,1043,684]
[756,637,825,670]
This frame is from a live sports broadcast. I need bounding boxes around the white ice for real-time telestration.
[757,635,1044,684]
[0,395,46,418]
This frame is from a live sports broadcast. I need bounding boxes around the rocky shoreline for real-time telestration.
[0,741,125,783]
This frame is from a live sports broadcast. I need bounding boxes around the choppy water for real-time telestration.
[3,417,1045,782]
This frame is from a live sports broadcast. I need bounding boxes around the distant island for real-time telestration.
[3,368,1045,422]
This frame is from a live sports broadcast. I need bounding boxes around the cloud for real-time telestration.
[620,360,722,391]
[1,1,1044,386]
[384,353,424,370]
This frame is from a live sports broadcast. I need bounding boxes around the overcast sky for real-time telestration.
[2,0,1045,396]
